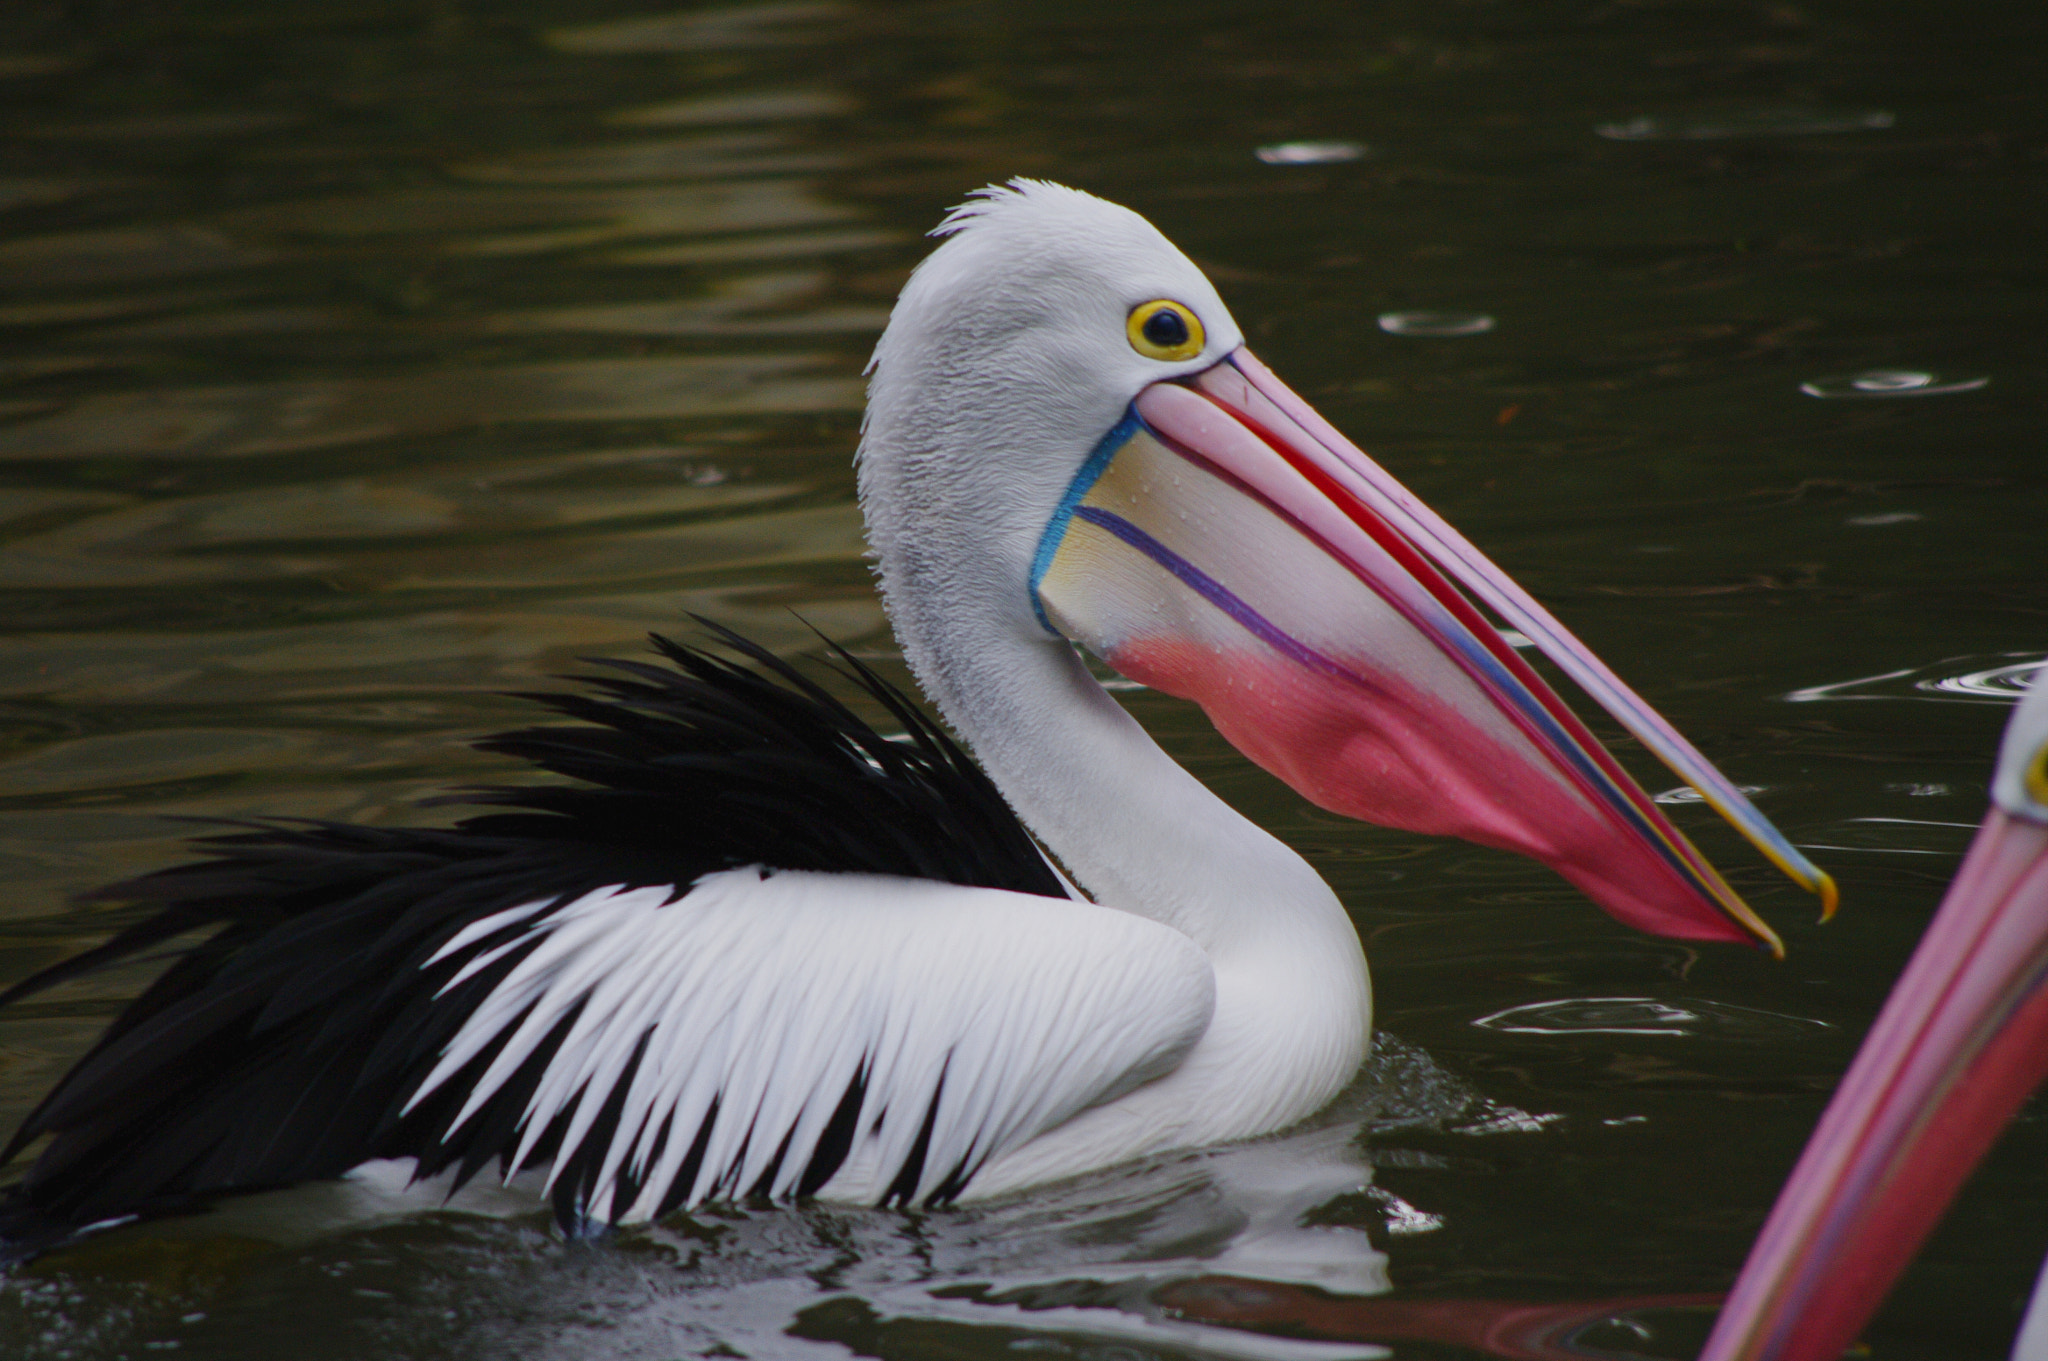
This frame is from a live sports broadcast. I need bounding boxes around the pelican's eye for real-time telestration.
[1128,300,1205,362]
[2027,739,2048,806]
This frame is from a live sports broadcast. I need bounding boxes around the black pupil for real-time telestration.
[1142,307,1190,349]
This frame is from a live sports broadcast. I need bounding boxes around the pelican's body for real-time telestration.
[1703,663,2048,1361]
[0,182,1827,1262]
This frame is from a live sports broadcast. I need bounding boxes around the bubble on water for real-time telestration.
[1378,310,1495,337]
[1255,140,1367,165]
[1597,109,1894,140]
[1800,369,1989,398]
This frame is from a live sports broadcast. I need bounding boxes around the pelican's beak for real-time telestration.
[1032,348,1836,950]
[1699,805,2048,1361]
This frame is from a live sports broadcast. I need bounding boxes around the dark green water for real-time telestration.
[0,1,2043,1357]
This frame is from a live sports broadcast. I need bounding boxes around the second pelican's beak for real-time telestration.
[1032,347,1836,950]
[1700,669,2048,1361]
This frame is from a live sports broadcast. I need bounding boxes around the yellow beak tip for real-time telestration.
[1815,871,1841,922]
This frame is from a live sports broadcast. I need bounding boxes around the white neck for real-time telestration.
[913,618,1320,955]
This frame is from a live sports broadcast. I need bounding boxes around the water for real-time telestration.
[1593,110,1897,142]
[1257,142,1371,167]
[1798,369,1992,399]
[0,0,2044,1356]
[1377,312,1497,338]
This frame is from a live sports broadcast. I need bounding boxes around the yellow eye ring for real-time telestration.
[1128,300,1205,362]
[2026,741,2048,805]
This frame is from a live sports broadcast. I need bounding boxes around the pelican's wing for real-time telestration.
[0,631,1116,1261]
[404,866,1216,1228]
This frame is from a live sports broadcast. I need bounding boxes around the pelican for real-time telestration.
[1702,661,2048,1361]
[0,180,1832,1263]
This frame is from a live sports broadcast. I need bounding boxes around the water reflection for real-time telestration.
[0,225,269,289]
[0,55,81,80]
[0,1036,1615,1359]
[487,272,889,336]
[234,179,856,255]
[4,1170,1717,1361]
[610,90,854,127]
[0,179,91,214]
[29,111,299,140]
[0,356,860,462]
[606,225,899,265]
[1155,1282,1718,1361]
[455,133,844,185]
[2,1036,1558,1361]
[546,1,850,55]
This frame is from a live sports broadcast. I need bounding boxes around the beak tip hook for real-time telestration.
[1816,872,1841,923]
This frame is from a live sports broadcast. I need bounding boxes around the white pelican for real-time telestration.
[1702,661,2048,1361]
[0,180,1832,1264]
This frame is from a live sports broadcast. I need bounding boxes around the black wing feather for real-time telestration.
[0,624,1060,1261]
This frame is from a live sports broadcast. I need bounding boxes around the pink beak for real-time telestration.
[1031,346,1835,949]
[1700,685,2048,1360]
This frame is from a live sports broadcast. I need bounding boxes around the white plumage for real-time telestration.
[408,868,1216,1221]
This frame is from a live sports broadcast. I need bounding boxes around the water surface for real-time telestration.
[1,1,2044,1357]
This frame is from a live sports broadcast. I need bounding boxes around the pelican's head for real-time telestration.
[859,180,1833,950]
[860,180,1241,644]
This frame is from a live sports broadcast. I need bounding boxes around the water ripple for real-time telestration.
[1472,997,1828,1039]
[31,111,297,140]
[610,90,852,127]
[1255,141,1368,166]
[1800,369,1989,399]
[0,355,860,461]
[1783,654,2044,705]
[1654,783,1764,806]
[547,2,848,55]
[1377,311,1495,337]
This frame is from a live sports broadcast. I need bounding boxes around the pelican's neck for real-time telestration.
[890,597,1347,963]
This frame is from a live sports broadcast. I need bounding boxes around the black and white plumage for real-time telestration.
[0,630,1187,1256]
[0,180,1825,1265]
